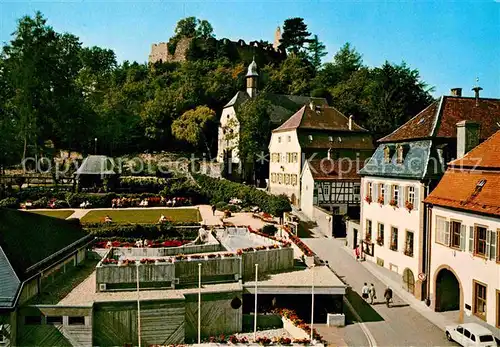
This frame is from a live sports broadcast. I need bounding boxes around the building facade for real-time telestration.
[359,89,500,300]
[425,130,500,332]
[269,104,373,206]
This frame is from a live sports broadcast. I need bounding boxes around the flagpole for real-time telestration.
[310,264,315,342]
[254,263,258,341]
[198,263,202,345]
[136,262,141,347]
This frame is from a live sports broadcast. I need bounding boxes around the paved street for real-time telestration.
[303,238,456,347]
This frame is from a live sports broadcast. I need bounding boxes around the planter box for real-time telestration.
[282,317,309,340]
[327,313,345,327]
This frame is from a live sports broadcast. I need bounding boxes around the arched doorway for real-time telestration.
[402,268,415,294]
[435,268,460,312]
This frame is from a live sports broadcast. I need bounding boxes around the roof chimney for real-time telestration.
[472,78,483,106]
[348,115,353,131]
[456,120,480,158]
[450,88,462,97]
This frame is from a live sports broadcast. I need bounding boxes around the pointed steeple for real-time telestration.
[246,58,258,98]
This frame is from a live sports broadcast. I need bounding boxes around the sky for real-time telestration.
[0,1,499,98]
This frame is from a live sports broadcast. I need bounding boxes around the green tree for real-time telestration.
[172,106,216,155]
[197,20,214,39]
[174,17,198,38]
[280,17,311,54]
[238,95,271,182]
[263,55,314,96]
[307,34,327,70]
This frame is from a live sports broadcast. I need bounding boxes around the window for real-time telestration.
[475,226,487,257]
[367,182,373,198]
[396,145,404,164]
[323,184,330,199]
[68,316,85,325]
[365,219,372,242]
[278,136,281,143]
[391,185,399,206]
[405,231,414,257]
[473,280,487,320]
[457,326,464,334]
[436,216,450,246]
[479,335,494,343]
[271,173,276,183]
[377,223,384,246]
[353,184,360,195]
[25,316,41,325]
[407,186,415,205]
[384,146,391,163]
[287,136,291,142]
[278,173,283,184]
[390,227,398,251]
[464,330,471,339]
[285,174,290,185]
[378,184,385,204]
[293,153,298,163]
[451,221,462,249]
[291,174,297,186]
[46,316,63,325]
[470,334,476,342]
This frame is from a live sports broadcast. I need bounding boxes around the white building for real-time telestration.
[359,88,500,300]
[269,103,373,206]
[425,130,500,332]
[216,60,327,180]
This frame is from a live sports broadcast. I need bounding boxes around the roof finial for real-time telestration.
[472,76,483,106]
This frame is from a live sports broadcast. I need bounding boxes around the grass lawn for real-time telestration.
[27,210,74,219]
[81,208,202,224]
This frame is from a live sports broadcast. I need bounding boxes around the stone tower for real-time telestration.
[246,59,258,98]
[273,26,282,50]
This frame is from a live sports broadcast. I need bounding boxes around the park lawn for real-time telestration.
[81,208,202,224]
[28,210,74,219]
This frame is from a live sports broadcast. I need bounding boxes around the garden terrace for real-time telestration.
[80,207,201,224]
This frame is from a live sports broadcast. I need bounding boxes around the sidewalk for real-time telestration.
[340,243,456,331]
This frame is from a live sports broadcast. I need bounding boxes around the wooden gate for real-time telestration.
[402,268,415,294]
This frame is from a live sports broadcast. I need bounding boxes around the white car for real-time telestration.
[446,323,497,347]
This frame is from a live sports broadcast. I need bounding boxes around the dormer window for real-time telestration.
[396,145,404,164]
[384,146,391,163]
[308,135,313,141]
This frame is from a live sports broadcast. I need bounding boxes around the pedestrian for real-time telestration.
[369,283,376,304]
[384,286,393,307]
[361,283,370,302]
[355,245,360,261]
[211,204,216,216]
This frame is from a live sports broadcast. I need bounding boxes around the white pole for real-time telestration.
[254,263,258,342]
[310,264,315,342]
[198,263,202,345]
[136,262,141,347]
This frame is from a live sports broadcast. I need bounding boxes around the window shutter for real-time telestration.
[373,184,378,201]
[445,221,450,246]
[469,226,474,253]
[489,230,497,261]
[486,230,492,258]
[399,186,403,207]
[414,187,419,211]
[460,224,466,251]
[384,184,389,204]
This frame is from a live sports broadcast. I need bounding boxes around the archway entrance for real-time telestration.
[402,268,415,294]
[435,268,460,312]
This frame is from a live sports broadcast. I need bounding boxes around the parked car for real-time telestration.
[446,323,497,347]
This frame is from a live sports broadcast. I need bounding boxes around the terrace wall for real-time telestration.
[96,263,175,290]
[175,257,241,285]
[241,248,294,281]
[114,243,222,258]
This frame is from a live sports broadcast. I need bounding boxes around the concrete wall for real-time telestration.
[93,299,185,346]
[184,291,243,342]
[175,258,241,285]
[300,164,315,218]
[217,106,240,164]
[429,206,500,330]
[96,263,175,289]
[269,130,302,205]
[114,243,222,258]
[312,206,333,238]
[346,220,361,250]
[361,177,424,289]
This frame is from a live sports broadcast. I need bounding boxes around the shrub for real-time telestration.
[215,201,227,210]
[53,200,69,208]
[83,222,200,239]
[261,224,277,236]
[33,197,50,208]
[0,197,19,209]
[65,192,117,208]
[193,174,291,216]
[224,204,240,213]
[16,187,68,202]
[119,176,169,193]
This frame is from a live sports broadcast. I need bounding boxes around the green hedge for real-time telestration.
[118,176,169,193]
[16,187,68,202]
[83,222,199,239]
[193,174,291,216]
[0,197,19,209]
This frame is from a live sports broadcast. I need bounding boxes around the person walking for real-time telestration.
[355,245,361,261]
[384,286,393,307]
[361,283,370,302]
[211,204,216,216]
[369,283,376,304]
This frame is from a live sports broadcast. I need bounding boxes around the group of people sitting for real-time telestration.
[80,201,92,208]
[110,196,192,208]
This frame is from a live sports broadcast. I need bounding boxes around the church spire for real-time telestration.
[246,58,258,98]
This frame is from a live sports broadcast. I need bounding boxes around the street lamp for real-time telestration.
[254,263,259,342]
[136,262,142,347]
[94,138,97,155]
[198,263,202,345]
[310,263,315,342]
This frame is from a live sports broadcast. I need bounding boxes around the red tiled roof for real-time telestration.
[424,169,500,217]
[274,105,367,133]
[379,96,500,143]
[307,159,365,181]
[449,130,500,169]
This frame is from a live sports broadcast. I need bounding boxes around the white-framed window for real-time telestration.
[287,135,291,142]
[271,173,276,183]
[278,173,283,184]
[323,184,330,200]
[407,186,415,205]
[293,153,298,163]
[285,174,290,185]
[379,183,385,204]
[278,136,281,143]
[392,185,399,206]
[436,216,450,246]
[367,182,373,198]
[365,219,372,241]
[291,174,297,186]
[353,184,360,195]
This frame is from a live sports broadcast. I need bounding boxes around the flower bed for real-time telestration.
[282,227,314,257]
[272,308,323,342]
[94,239,190,248]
